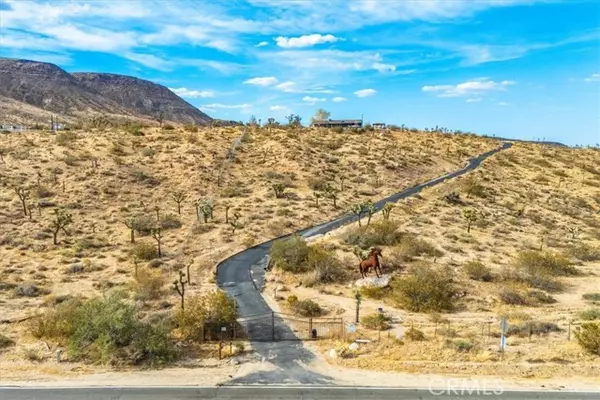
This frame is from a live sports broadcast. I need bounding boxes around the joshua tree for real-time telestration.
[567,226,579,239]
[154,205,160,221]
[324,184,339,208]
[197,199,214,223]
[339,175,346,192]
[272,183,286,199]
[364,200,376,226]
[173,270,188,311]
[151,226,163,257]
[27,204,34,220]
[229,212,242,235]
[462,208,478,233]
[51,208,73,245]
[171,191,186,214]
[14,186,30,216]
[186,260,193,286]
[351,203,365,227]
[222,201,232,224]
[123,216,139,243]
[313,191,322,208]
[382,202,395,221]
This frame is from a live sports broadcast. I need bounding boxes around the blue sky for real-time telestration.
[0,0,598,145]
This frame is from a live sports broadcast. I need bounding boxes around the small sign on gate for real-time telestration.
[221,326,227,332]
[347,323,357,333]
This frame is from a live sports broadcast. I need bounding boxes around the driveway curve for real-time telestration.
[217,142,512,385]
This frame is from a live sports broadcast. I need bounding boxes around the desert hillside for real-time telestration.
[0,124,497,377]
[264,141,600,379]
[0,58,212,125]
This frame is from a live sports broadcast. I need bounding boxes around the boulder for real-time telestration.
[355,274,391,288]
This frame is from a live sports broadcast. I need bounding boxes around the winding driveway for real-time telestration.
[217,142,512,384]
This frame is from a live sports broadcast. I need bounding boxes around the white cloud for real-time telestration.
[125,53,172,71]
[302,96,326,102]
[584,73,600,82]
[372,62,396,72]
[202,103,251,109]
[466,97,482,103]
[496,102,510,106]
[354,88,377,98]
[244,76,278,86]
[275,34,340,48]
[422,78,515,98]
[269,105,289,111]
[332,97,347,102]
[169,87,215,98]
[276,81,298,92]
[256,41,269,47]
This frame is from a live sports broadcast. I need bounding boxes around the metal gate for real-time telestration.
[204,312,344,342]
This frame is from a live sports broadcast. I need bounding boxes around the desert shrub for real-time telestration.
[575,323,600,355]
[174,291,237,342]
[450,339,474,352]
[307,244,347,284]
[55,131,78,146]
[131,241,158,261]
[0,334,15,349]
[191,222,216,234]
[161,214,182,230]
[30,294,175,365]
[526,290,556,304]
[507,321,561,337]
[583,293,600,302]
[141,147,156,157]
[514,250,578,276]
[23,348,45,362]
[163,124,175,130]
[36,185,54,198]
[361,313,392,330]
[134,214,155,236]
[343,221,403,249]
[579,308,600,321]
[391,264,458,312]
[567,244,600,262]
[404,327,425,341]
[270,235,310,273]
[308,177,328,191]
[131,269,165,301]
[499,289,527,306]
[14,283,50,298]
[130,169,159,186]
[463,260,494,282]
[360,285,390,300]
[398,236,444,259]
[286,296,323,317]
[183,124,198,133]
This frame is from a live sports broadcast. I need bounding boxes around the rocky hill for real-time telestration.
[0,58,212,125]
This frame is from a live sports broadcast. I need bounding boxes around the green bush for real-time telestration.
[161,214,182,230]
[404,327,425,341]
[526,290,556,305]
[307,244,347,284]
[131,269,165,301]
[55,131,78,146]
[450,339,474,352]
[575,322,600,355]
[286,296,323,317]
[583,293,600,302]
[141,147,156,157]
[391,264,458,312]
[514,250,578,277]
[499,289,527,306]
[131,241,158,261]
[567,244,600,262]
[507,321,561,337]
[398,236,444,259]
[14,283,50,298]
[343,221,403,249]
[361,313,391,330]
[0,334,15,349]
[463,260,494,282]
[175,291,237,342]
[270,235,310,273]
[29,294,177,366]
[579,308,600,321]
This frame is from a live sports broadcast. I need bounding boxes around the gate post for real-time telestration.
[233,322,236,340]
[271,312,275,341]
[309,318,313,340]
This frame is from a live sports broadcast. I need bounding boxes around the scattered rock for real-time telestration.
[355,274,391,288]
[328,349,338,359]
[349,342,359,351]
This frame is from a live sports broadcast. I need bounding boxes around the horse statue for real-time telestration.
[359,247,383,278]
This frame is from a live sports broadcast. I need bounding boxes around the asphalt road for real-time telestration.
[216,143,513,385]
[3,386,598,400]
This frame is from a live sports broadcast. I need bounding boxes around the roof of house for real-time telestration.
[312,119,362,124]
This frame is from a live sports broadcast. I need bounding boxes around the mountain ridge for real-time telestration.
[0,58,213,126]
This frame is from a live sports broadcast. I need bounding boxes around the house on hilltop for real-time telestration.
[311,119,363,129]
[373,122,386,130]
